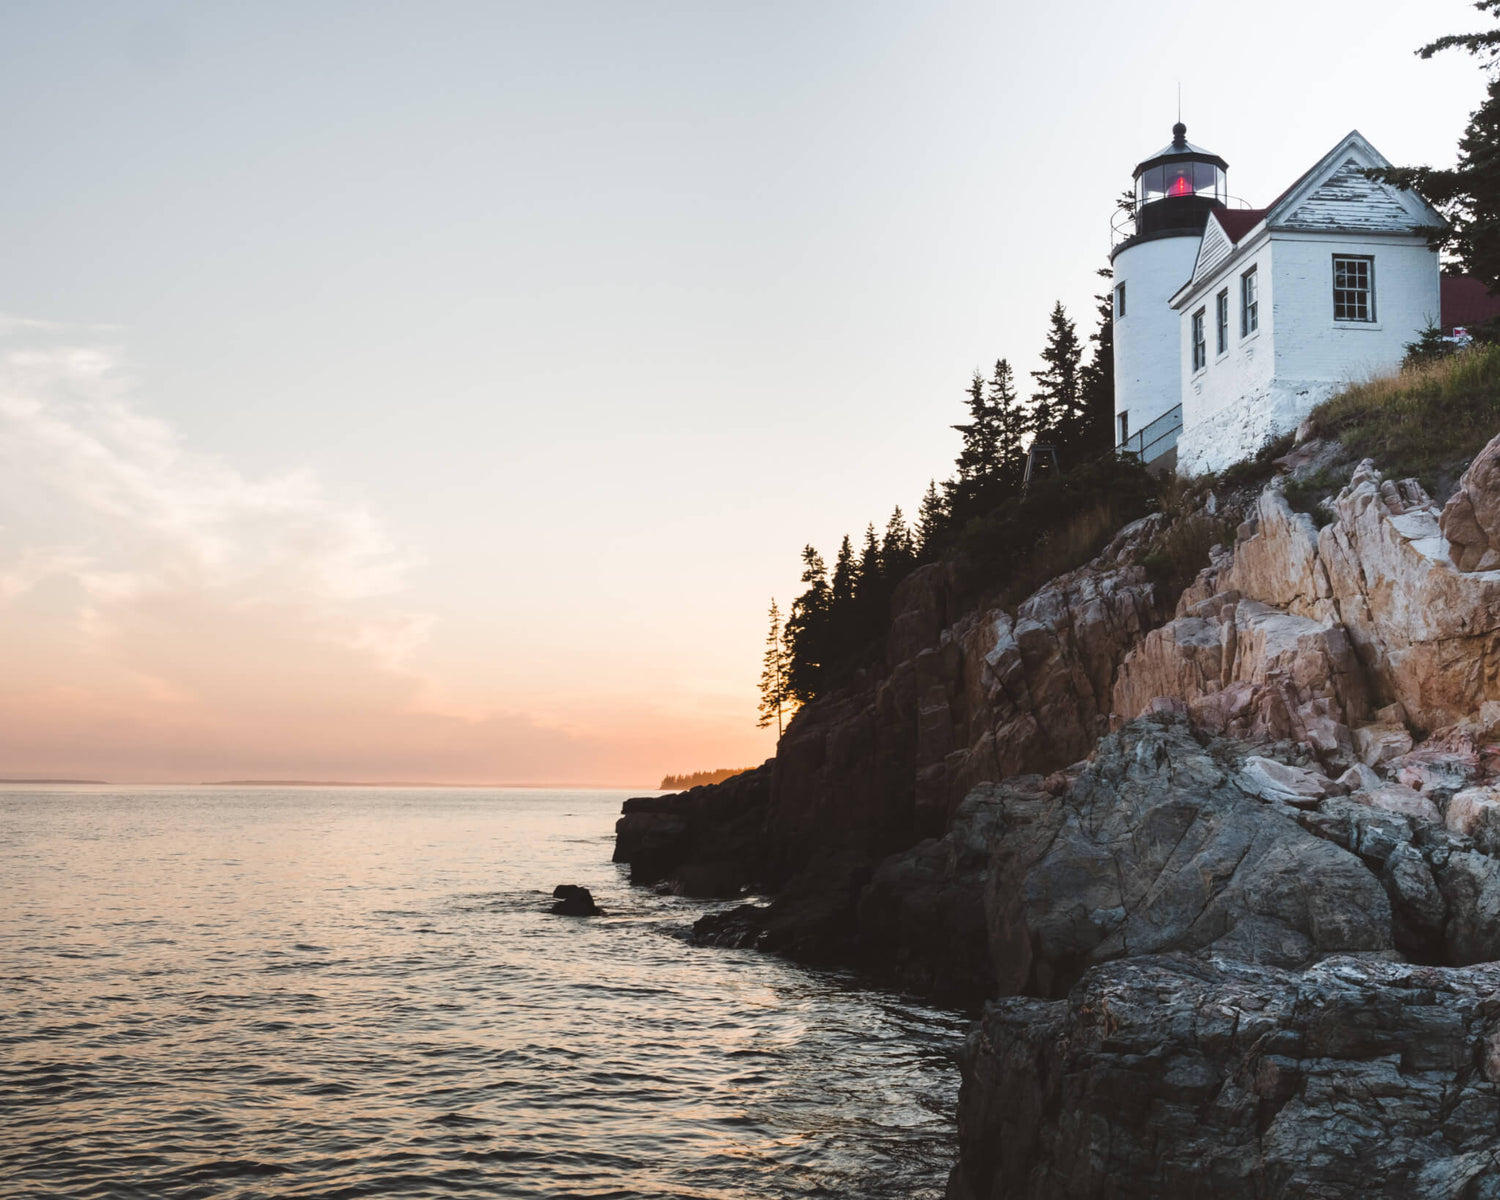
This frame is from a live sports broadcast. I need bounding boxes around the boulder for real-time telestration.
[1440,428,1500,571]
[1349,782,1442,826]
[549,884,602,916]
[1447,786,1500,854]
[1235,754,1342,807]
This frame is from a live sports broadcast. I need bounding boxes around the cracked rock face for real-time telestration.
[1442,429,1500,572]
[947,954,1500,1200]
[983,716,1391,997]
[1218,462,1500,732]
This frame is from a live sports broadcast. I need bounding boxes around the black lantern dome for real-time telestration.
[1129,122,1229,239]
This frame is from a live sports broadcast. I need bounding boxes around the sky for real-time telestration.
[0,0,1486,785]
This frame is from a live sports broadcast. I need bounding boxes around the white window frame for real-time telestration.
[1240,266,1258,336]
[1191,308,1207,372]
[1116,282,1126,319]
[1333,255,1375,322]
[1215,288,1229,355]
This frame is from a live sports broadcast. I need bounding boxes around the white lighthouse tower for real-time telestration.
[1111,123,1229,465]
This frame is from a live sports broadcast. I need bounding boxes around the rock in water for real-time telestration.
[550,884,602,916]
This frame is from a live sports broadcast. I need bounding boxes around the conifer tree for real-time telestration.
[830,534,856,609]
[756,598,788,736]
[1078,267,1117,458]
[856,523,882,596]
[916,480,948,559]
[881,506,916,581]
[1369,2,1500,290]
[988,358,1028,492]
[784,546,830,702]
[1030,302,1083,452]
[950,359,1027,521]
[952,370,1001,492]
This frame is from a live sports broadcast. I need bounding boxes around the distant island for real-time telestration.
[0,778,108,785]
[658,767,753,790]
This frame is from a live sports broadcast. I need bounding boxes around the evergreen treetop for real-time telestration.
[1369,1,1500,290]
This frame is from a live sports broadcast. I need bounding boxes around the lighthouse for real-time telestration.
[1111,123,1228,464]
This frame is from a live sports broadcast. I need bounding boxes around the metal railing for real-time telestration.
[1116,403,1182,465]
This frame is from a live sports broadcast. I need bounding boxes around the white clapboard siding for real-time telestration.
[1278,158,1421,233]
[1191,216,1234,284]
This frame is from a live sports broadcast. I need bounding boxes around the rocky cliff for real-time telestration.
[616,429,1500,1195]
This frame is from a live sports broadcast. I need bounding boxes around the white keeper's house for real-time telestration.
[1110,123,1492,475]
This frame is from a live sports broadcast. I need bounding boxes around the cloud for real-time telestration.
[0,323,768,785]
[0,333,422,652]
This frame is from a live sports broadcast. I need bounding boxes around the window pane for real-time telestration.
[1194,162,1220,194]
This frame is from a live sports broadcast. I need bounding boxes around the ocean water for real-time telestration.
[0,786,966,1199]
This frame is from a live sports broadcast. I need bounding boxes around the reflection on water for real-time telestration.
[0,786,964,1198]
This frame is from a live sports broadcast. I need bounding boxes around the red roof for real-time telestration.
[1216,208,1268,244]
[1441,275,1500,333]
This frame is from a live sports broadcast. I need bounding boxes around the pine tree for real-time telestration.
[881,506,915,582]
[988,358,1028,492]
[784,546,831,703]
[1368,2,1500,290]
[1077,267,1117,458]
[952,369,1001,490]
[1403,320,1454,368]
[756,598,788,736]
[1030,302,1083,453]
[950,359,1026,521]
[856,523,881,597]
[830,534,856,609]
[916,479,948,559]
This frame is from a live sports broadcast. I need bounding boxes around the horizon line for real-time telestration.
[0,777,666,790]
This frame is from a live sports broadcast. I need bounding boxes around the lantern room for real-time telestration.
[1129,122,1228,238]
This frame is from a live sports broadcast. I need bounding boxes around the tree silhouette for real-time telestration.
[1368,1,1500,292]
[881,506,916,581]
[784,546,830,702]
[1030,301,1083,453]
[916,480,948,559]
[1078,267,1116,457]
[757,598,789,736]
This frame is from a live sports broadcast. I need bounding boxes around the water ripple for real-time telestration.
[0,786,964,1198]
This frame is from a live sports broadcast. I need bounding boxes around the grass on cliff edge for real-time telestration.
[1304,342,1500,491]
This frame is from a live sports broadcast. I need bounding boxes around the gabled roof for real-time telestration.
[1263,130,1443,234]
[1217,208,1268,243]
[1171,131,1445,310]
[1185,208,1270,290]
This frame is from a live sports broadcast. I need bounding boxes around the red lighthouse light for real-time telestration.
[1168,173,1193,197]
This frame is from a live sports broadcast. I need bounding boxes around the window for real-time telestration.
[1192,308,1207,372]
[1215,289,1229,355]
[1240,266,1259,336]
[1333,255,1374,321]
[1118,411,1129,445]
[1115,282,1126,318]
